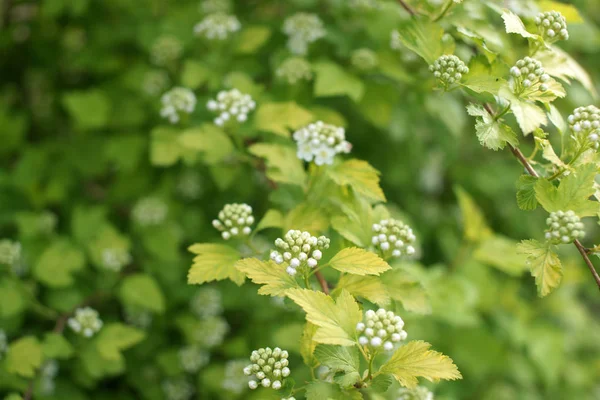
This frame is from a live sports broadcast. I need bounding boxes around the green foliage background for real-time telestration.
[1,0,600,399]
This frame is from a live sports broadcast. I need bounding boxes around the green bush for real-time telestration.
[1,0,600,399]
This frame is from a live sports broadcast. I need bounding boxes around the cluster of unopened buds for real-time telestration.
[194,13,241,40]
[68,307,103,338]
[545,210,585,244]
[397,386,435,400]
[160,87,197,124]
[193,316,229,348]
[0,239,21,266]
[276,57,313,84]
[190,286,223,318]
[351,48,379,71]
[535,11,569,43]
[151,35,183,66]
[282,13,326,55]
[293,121,352,166]
[207,89,256,126]
[372,219,416,258]
[244,347,290,390]
[179,345,210,373]
[509,57,550,93]
[357,309,407,351]
[132,197,168,226]
[270,230,330,276]
[143,70,170,97]
[101,248,132,272]
[568,105,600,149]
[429,55,469,89]
[212,203,254,240]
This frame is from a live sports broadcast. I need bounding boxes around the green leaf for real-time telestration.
[42,333,74,360]
[535,137,569,170]
[381,270,431,314]
[517,239,562,297]
[538,1,583,22]
[301,322,319,369]
[454,186,492,242]
[95,323,146,362]
[501,10,537,39]
[255,209,283,233]
[498,87,547,135]
[466,104,518,150]
[188,243,245,286]
[62,90,111,130]
[313,62,365,102]
[235,258,298,296]
[118,273,166,314]
[336,274,390,307]
[516,175,538,210]
[379,340,462,388]
[235,25,271,54]
[287,289,361,346]
[5,336,44,378]
[534,164,599,216]
[461,58,505,95]
[181,60,210,89]
[249,143,307,187]
[314,345,359,373]
[34,239,86,288]
[474,235,529,276]
[178,124,235,165]
[0,279,26,318]
[150,126,183,167]
[455,28,497,63]
[370,374,394,392]
[253,102,314,137]
[327,159,386,203]
[334,371,362,388]
[329,247,391,276]
[537,47,597,98]
[284,203,329,233]
[393,17,446,64]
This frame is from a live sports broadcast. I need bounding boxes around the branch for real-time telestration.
[396,0,415,16]
[574,239,600,290]
[314,270,330,295]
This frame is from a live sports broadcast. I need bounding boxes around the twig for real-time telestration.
[314,271,330,295]
[396,0,415,16]
[574,240,600,290]
[508,144,539,178]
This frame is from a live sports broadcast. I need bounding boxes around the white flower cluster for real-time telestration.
[222,360,249,394]
[199,0,231,14]
[207,89,256,126]
[244,347,290,390]
[177,170,203,200]
[357,308,407,351]
[270,230,330,276]
[68,307,103,338]
[545,210,585,244]
[193,316,229,348]
[179,345,210,373]
[282,13,326,55]
[151,35,183,67]
[535,11,568,43]
[194,13,241,40]
[351,48,378,71]
[0,239,21,265]
[0,330,7,360]
[568,105,600,149]
[293,121,352,166]
[509,57,550,93]
[132,197,168,226]
[162,378,194,400]
[160,87,197,124]
[190,287,223,318]
[143,70,170,97]
[397,386,434,400]
[39,360,59,396]
[124,305,153,329]
[212,203,255,240]
[276,57,313,85]
[429,55,469,88]
[372,219,416,258]
[101,248,132,272]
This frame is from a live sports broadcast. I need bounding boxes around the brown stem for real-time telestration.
[509,144,539,178]
[397,0,416,16]
[314,271,330,295]
[574,240,600,291]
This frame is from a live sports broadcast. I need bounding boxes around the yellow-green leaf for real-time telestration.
[95,323,146,362]
[235,258,298,296]
[254,102,314,137]
[329,247,391,276]
[328,159,386,203]
[284,203,329,233]
[517,239,562,297]
[118,273,166,314]
[287,289,361,346]
[5,336,44,378]
[380,340,462,388]
[336,274,390,307]
[300,322,319,369]
[313,62,365,102]
[42,333,74,360]
[393,17,447,64]
[178,124,234,165]
[501,10,537,39]
[249,143,307,187]
[255,209,284,233]
[34,239,86,288]
[235,25,271,54]
[454,186,492,242]
[188,243,244,286]
[381,270,431,314]
[474,235,529,276]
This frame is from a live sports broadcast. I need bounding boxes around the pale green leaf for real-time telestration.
[498,87,547,135]
[380,340,462,388]
[62,90,111,130]
[34,239,86,287]
[150,126,182,166]
[118,273,166,314]
[538,1,583,23]
[5,336,44,378]
[381,269,431,314]
[42,333,74,360]
[501,10,537,39]
[536,47,597,98]
[327,159,386,203]
[314,345,359,373]
[255,209,283,233]
[535,137,569,170]
[371,374,394,392]
[336,274,390,307]
[95,323,146,361]
[516,175,538,210]
[329,247,391,276]
[313,62,365,102]
[393,17,446,64]
[284,202,329,233]
[474,235,529,276]
[253,102,314,137]
[0,279,26,318]
[181,60,210,89]
[467,104,518,150]
[235,25,271,54]
[287,289,361,346]
[455,27,497,63]
[454,186,492,242]
[235,258,298,296]
[301,322,319,369]
[461,58,505,95]
[249,143,307,186]
[517,239,562,297]
[309,106,348,127]
[188,243,245,286]
[178,124,234,165]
